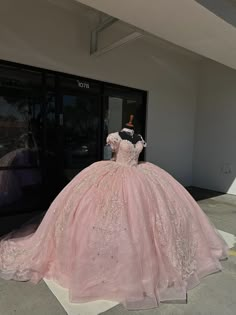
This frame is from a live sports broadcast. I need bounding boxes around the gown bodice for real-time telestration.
[107,132,146,166]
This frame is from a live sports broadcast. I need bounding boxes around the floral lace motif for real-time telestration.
[106,132,145,167]
[106,132,121,152]
[54,163,120,236]
[88,196,128,255]
[0,226,48,281]
[139,165,198,280]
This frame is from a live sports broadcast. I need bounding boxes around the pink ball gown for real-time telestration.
[0,132,228,309]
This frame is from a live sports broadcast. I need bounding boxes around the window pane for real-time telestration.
[0,96,42,166]
[63,94,100,180]
[0,66,42,168]
[0,169,42,214]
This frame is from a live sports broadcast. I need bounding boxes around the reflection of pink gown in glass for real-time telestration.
[0,132,228,309]
[0,148,41,207]
[0,149,26,206]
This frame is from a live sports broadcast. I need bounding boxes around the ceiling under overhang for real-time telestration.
[76,0,236,70]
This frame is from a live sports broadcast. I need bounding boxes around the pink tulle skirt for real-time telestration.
[0,161,228,309]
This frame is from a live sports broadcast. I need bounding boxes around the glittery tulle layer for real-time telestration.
[0,160,228,309]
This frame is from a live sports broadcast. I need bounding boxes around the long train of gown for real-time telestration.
[0,132,228,309]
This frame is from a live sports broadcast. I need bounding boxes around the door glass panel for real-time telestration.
[123,99,146,135]
[0,95,41,165]
[43,92,62,201]
[0,95,29,163]
[0,168,42,214]
[45,93,57,161]
[63,94,100,181]
[0,67,43,215]
[107,97,123,133]
[103,97,123,160]
[103,93,146,160]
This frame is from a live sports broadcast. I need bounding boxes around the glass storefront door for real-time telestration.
[0,61,147,216]
[62,93,101,181]
[0,68,44,215]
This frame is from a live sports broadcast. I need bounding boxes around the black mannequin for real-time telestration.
[119,115,142,145]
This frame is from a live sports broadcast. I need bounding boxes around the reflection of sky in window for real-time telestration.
[0,97,25,120]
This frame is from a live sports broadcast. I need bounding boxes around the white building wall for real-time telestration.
[0,0,199,185]
[193,60,236,194]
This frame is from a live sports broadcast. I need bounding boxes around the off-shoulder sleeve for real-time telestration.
[106,132,120,152]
